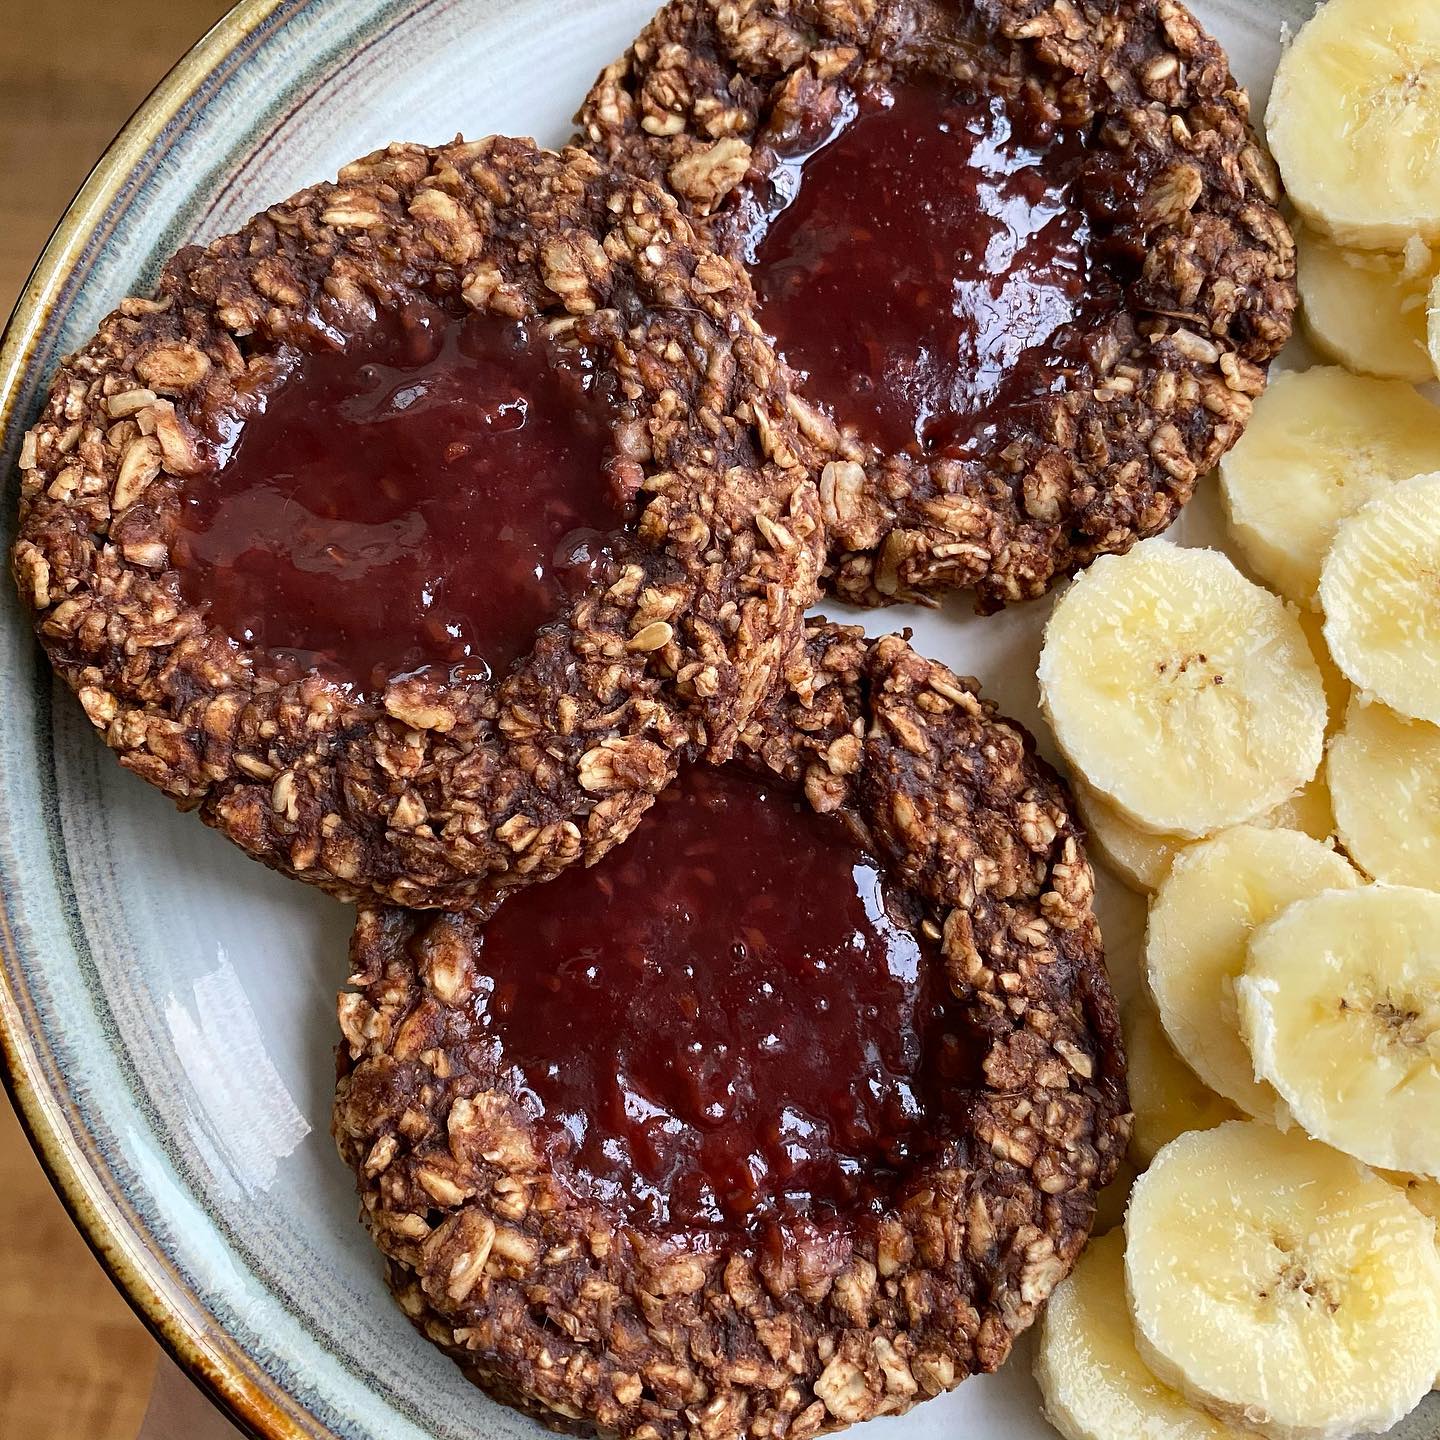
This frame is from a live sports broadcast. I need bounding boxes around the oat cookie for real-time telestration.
[334,622,1128,1439]
[578,0,1295,610]
[12,138,822,908]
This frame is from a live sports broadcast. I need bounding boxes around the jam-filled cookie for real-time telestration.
[334,623,1128,1438]
[578,0,1296,610]
[12,138,822,908]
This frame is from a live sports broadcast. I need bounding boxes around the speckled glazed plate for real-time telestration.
[2,2,1435,1438]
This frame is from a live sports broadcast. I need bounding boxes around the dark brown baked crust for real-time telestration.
[333,622,1129,1438]
[577,0,1296,611]
[12,138,823,909]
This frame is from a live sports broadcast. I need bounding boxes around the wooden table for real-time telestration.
[0,5,233,1435]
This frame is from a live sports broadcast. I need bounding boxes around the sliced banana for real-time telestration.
[1075,776,1334,897]
[1035,1229,1249,1440]
[1297,229,1434,381]
[1146,826,1360,1124]
[1266,777,1335,848]
[1092,1158,1138,1238]
[1218,367,1440,606]
[1039,541,1326,839]
[1320,471,1440,725]
[1073,778,1183,893]
[1328,698,1440,887]
[1124,997,1241,1167]
[1238,884,1440,1179]
[1267,0,1440,249]
[1295,607,1349,732]
[1125,1121,1440,1440]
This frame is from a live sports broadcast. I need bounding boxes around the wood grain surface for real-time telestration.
[0,6,232,1435]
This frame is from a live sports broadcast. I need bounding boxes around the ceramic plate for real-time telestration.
[1,1,1434,1437]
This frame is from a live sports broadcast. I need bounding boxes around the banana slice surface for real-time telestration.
[1297,229,1434,381]
[1040,541,1326,838]
[1321,471,1440,725]
[1126,1121,1440,1440]
[1239,884,1440,1178]
[1268,0,1440,248]
[1328,698,1440,888]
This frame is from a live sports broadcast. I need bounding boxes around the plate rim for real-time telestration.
[0,1,340,1435]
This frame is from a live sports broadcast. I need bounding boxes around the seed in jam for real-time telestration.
[736,78,1116,456]
[455,765,982,1232]
[173,303,620,693]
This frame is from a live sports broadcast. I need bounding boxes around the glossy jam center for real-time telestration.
[174,304,618,692]
[466,766,979,1232]
[740,78,1111,455]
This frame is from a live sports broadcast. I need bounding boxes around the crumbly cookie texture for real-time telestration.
[333,623,1129,1440]
[577,0,1296,611]
[12,137,822,909]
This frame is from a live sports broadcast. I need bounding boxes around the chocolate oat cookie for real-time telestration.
[578,0,1296,610]
[12,137,823,908]
[333,623,1128,1439]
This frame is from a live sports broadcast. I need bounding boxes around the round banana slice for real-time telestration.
[1238,884,1440,1178]
[1328,698,1440,887]
[1146,826,1361,1124]
[1321,471,1440,725]
[1297,229,1434,381]
[1219,367,1440,606]
[1124,998,1240,1167]
[1038,541,1326,838]
[1267,0,1440,249]
[1126,1122,1440,1440]
[1036,1229,1249,1440]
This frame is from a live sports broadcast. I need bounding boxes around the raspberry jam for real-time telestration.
[173,303,619,692]
[461,766,980,1232]
[735,77,1115,455]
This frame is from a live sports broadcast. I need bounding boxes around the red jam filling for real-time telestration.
[462,766,981,1233]
[735,77,1115,455]
[173,303,620,692]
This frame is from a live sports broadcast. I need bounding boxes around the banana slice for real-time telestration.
[1267,0,1440,249]
[1038,541,1326,838]
[1218,367,1440,606]
[1328,698,1440,887]
[1383,1170,1440,1389]
[1036,1229,1250,1440]
[1073,779,1183,893]
[1125,1121,1440,1440]
[1238,884,1440,1178]
[1076,776,1334,897]
[1092,1158,1139,1237]
[1295,607,1349,732]
[1297,229,1434,381]
[1267,777,1336,848]
[1146,826,1360,1124]
[1320,471,1440,725]
[1124,997,1241,1166]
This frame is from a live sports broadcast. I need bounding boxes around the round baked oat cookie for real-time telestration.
[577,0,1296,610]
[11,138,822,908]
[333,623,1128,1439]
